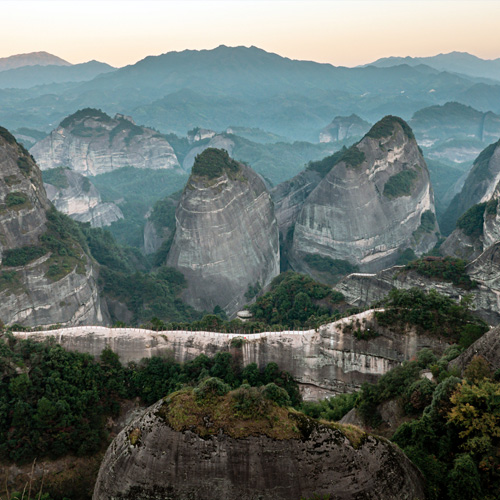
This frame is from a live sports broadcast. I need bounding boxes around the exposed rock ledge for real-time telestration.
[13,310,447,400]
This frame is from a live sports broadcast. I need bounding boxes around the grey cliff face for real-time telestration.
[14,310,447,400]
[450,323,500,374]
[30,110,182,176]
[0,127,108,326]
[271,169,322,235]
[319,114,371,143]
[442,138,500,234]
[291,117,439,273]
[167,152,279,316]
[336,251,500,325]
[93,399,425,500]
[44,169,123,227]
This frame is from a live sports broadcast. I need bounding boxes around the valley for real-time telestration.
[2,39,500,500]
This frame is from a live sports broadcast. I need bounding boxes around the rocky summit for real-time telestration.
[291,116,439,273]
[30,109,182,176]
[93,389,425,500]
[167,148,279,315]
[0,126,107,326]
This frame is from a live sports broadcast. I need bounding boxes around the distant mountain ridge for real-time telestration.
[0,51,70,71]
[366,51,500,82]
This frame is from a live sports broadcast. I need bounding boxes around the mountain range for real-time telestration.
[2,46,500,141]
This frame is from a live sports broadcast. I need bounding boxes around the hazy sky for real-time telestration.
[1,0,500,67]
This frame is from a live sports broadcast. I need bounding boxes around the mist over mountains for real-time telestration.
[2,46,500,141]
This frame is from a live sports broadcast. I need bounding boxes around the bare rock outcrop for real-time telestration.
[167,148,279,316]
[30,108,182,176]
[93,393,425,500]
[0,126,108,326]
[291,116,439,273]
[319,113,371,143]
[44,168,123,227]
[441,138,500,235]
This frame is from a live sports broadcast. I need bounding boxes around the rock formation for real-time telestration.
[93,392,425,500]
[450,323,500,374]
[291,116,439,273]
[167,148,279,316]
[13,309,448,399]
[0,126,107,326]
[44,168,123,227]
[30,109,183,176]
[319,114,371,143]
[336,251,500,325]
[441,138,500,235]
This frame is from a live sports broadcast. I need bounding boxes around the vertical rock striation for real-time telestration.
[167,148,279,316]
[291,116,439,273]
[0,126,107,326]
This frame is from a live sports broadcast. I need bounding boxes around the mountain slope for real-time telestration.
[291,116,439,273]
[0,51,70,71]
[0,126,107,326]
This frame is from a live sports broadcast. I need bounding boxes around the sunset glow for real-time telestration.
[1,0,500,67]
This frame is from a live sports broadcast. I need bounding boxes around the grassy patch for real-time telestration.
[2,245,47,267]
[5,192,29,208]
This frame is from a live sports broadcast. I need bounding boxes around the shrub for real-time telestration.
[365,115,415,140]
[2,245,47,266]
[194,377,231,400]
[191,148,240,179]
[262,383,291,407]
[383,169,419,198]
[5,192,28,207]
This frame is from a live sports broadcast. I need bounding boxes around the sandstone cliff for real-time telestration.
[44,168,123,227]
[167,148,279,315]
[0,126,107,326]
[93,392,425,500]
[336,251,500,325]
[319,114,371,143]
[291,116,439,273]
[30,109,182,176]
[441,138,500,235]
[13,309,448,400]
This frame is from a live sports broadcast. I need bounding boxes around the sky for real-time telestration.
[1,0,500,68]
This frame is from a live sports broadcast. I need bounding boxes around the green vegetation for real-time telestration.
[365,115,415,140]
[302,392,357,422]
[2,245,47,267]
[456,202,486,237]
[383,169,419,198]
[405,256,476,289]
[0,270,20,292]
[42,167,70,189]
[412,210,437,243]
[338,144,365,168]
[191,148,241,179]
[395,248,417,265]
[375,288,487,342]
[0,335,300,464]
[108,117,144,146]
[486,198,498,216]
[90,167,188,247]
[306,147,348,177]
[248,272,344,328]
[16,156,32,177]
[0,125,17,145]
[303,254,358,283]
[59,108,113,129]
[5,192,29,208]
